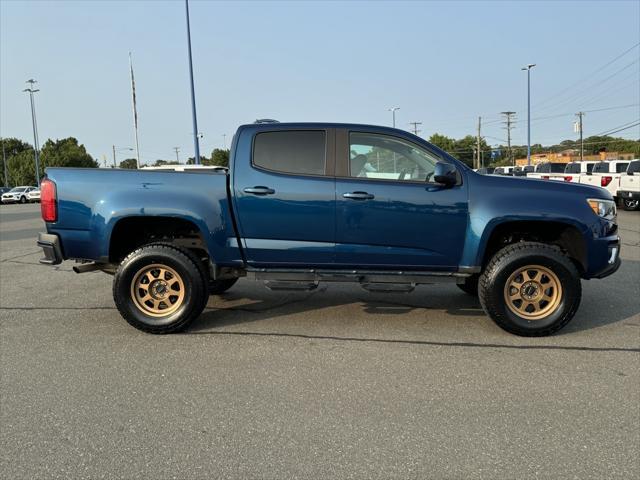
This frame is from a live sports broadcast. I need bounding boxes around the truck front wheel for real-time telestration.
[113,244,209,334]
[479,242,581,336]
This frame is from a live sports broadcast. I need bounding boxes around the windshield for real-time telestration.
[9,187,26,193]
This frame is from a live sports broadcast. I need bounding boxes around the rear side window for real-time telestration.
[627,160,640,174]
[253,131,326,176]
[565,163,579,173]
[615,162,629,173]
[550,163,566,173]
[586,163,595,173]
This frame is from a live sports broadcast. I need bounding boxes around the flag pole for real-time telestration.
[129,52,141,168]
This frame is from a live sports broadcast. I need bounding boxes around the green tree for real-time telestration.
[40,137,98,175]
[428,133,456,153]
[7,149,37,186]
[153,159,172,167]
[1,138,33,186]
[119,158,138,169]
[208,148,230,167]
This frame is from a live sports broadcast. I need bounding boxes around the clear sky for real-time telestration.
[1,0,639,165]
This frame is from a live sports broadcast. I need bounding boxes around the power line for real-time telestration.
[533,41,640,109]
[592,119,640,137]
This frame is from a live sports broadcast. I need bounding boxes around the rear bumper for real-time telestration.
[37,232,63,265]
[617,190,640,200]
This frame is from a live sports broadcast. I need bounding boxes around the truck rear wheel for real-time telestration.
[113,244,208,334]
[479,242,581,337]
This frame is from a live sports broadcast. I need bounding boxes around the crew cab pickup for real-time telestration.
[37,122,621,336]
[563,161,597,183]
[579,160,630,199]
[617,159,640,210]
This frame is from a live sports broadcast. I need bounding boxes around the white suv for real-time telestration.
[1,186,37,204]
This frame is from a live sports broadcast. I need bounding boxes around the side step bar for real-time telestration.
[247,268,469,286]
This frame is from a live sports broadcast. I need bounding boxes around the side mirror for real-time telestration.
[433,162,457,186]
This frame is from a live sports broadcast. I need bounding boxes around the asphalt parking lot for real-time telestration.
[1,203,638,479]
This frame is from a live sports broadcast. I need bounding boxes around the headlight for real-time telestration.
[587,198,616,220]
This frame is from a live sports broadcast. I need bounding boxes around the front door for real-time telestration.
[232,128,336,267]
[334,130,468,270]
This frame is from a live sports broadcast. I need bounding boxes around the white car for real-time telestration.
[27,188,41,203]
[617,160,640,211]
[1,186,37,204]
[562,161,597,183]
[579,160,630,199]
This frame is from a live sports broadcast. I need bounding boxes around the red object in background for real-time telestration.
[601,176,613,187]
[40,179,57,222]
[542,175,550,180]
[564,176,573,182]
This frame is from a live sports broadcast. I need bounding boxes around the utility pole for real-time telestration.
[521,64,536,166]
[409,122,422,136]
[129,53,141,168]
[1,138,8,187]
[222,134,227,150]
[575,112,585,162]
[185,0,201,165]
[501,111,516,164]
[174,147,180,163]
[476,116,482,169]
[112,145,116,168]
[23,79,41,187]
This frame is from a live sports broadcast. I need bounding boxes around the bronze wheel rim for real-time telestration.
[130,264,185,317]
[503,265,562,321]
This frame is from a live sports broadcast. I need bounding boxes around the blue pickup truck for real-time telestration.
[37,122,620,336]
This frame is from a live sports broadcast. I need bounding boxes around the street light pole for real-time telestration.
[521,64,536,166]
[23,79,41,187]
[388,107,400,128]
[185,0,201,165]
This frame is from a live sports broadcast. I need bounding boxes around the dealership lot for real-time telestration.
[1,203,638,479]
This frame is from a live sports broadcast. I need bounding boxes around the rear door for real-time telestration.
[232,128,336,267]
[333,129,468,269]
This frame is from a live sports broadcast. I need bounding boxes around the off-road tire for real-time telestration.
[622,198,639,211]
[479,242,582,337]
[113,243,209,334]
[209,278,239,295]
[456,275,479,296]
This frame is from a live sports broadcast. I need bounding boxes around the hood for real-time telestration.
[473,172,612,200]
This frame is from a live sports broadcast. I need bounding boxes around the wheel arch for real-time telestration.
[476,219,588,274]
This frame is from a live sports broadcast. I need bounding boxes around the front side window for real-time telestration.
[565,163,579,174]
[348,132,440,182]
[253,130,326,176]
[550,163,567,173]
[627,160,640,174]
[593,162,609,174]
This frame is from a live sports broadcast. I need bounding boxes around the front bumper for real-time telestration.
[37,232,63,265]
[617,190,639,200]
[589,235,621,279]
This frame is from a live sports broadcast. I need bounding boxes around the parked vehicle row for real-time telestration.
[1,186,39,204]
[476,160,639,210]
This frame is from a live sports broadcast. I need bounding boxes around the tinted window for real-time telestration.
[616,162,629,173]
[593,162,609,173]
[253,131,326,175]
[537,164,550,173]
[550,163,567,173]
[586,163,594,173]
[349,132,440,182]
[565,163,580,174]
[627,160,640,174]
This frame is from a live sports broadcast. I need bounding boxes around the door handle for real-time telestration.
[343,191,375,200]
[244,186,275,195]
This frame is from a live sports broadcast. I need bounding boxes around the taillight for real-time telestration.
[542,175,550,180]
[40,179,57,222]
[564,176,573,182]
[601,176,613,187]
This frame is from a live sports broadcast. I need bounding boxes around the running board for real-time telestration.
[361,283,415,293]
[247,268,468,285]
[264,281,319,292]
